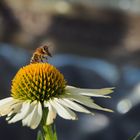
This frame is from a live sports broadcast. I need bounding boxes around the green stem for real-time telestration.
[129,132,140,140]
[42,124,57,140]
[37,108,57,140]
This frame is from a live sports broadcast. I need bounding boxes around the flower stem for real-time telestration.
[42,124,57,140]
[37,108,57,140]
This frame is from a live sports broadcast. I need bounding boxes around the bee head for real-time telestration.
[42,45,52,57]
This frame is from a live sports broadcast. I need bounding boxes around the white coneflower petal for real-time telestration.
[30,102,42,129]
[0,98,15,114]
[0,98,21,116]
[50,99,77,120]
[73,98,113,112]
[56,98,92,114]
[66,86,114,98]
[22,101,42,129]
[22,102,35,127]
[44,102,57,125]
[6,102,23,121]
[64,93,94,105]
[68,93,113,112]
[8,101,30,123]
[10,101,23,113]
[0,97,13,106]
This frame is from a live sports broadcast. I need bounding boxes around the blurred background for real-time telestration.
[0,0,140,140]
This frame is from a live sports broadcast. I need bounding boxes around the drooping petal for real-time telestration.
[67,93,113,112]
[49,99,77,120]
[56,98,93,115]
[63,93,94,106]
[30,102,42,129]
[22,101,35,127]
[22,101,42,129]
[6,101,23,121]
[10,101,23,113]
[0,97,13,106]
[44,101,57,125]
[8,101,31,123]
[66,86,114,98]
[0,97,21,116]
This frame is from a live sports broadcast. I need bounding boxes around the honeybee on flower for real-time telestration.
[30,45,52,64]
[0,45,114,130]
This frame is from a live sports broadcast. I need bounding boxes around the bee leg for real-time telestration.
[42,56,48,59]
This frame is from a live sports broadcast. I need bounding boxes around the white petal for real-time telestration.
[30,102,42,129]
[6,101,23,121]
[68,94,113,112]
[8,101,31,123]
[64,93,94,105]
[66,86,114,98]
[56,98,93,114]
[22,102,35,127]
[0,97,13,106]
[11,102,23,113]
[22,101,42,129]
[44,102,56,125]
[0,97,21,116]
[50,99,77,120]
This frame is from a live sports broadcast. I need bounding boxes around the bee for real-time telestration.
[30,45,52,64]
